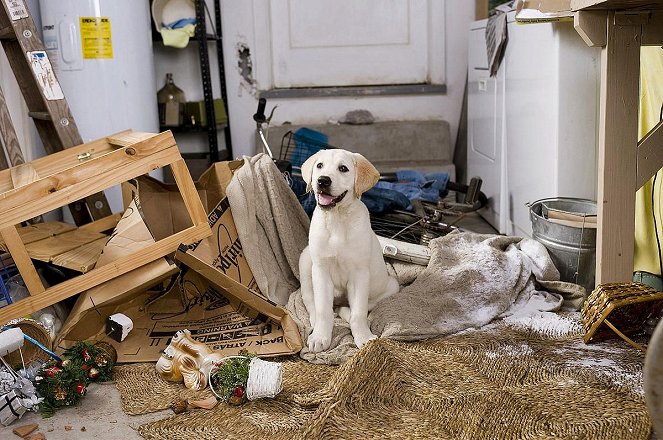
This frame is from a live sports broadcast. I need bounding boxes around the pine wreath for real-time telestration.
[34,359,87,417]
[62,341,115,382]
[34,341,116,417]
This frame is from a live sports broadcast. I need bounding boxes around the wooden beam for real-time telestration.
[595,11,641,284]
[10,163,38,189]
[642,11,663,45]
[77,213,122,234]
[574,10,607,47]
[0,146,181,225]
[0,222,209,324]
[0,83,24,169]
[637,120,663,189]
[0,226,43,295]
[169,158,209,226]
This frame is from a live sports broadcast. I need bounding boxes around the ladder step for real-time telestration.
[28,111,51,121]
[0,26,15,40]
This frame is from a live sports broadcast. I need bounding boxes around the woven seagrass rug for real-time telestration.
[114,316,652,440]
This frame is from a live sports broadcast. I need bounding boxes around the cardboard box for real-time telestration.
[57,160,302,361]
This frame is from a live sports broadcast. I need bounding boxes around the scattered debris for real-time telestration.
[64,425,72,431]
[12,423,38,438]
[80,426,86,432]
[170,400,188,414]
[25,433,45,440]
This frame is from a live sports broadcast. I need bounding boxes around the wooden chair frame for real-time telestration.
[0,130,211,324]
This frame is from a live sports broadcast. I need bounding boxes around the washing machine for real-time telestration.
[467,14,600,237]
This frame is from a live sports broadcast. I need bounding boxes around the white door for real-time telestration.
[268,0,444,88]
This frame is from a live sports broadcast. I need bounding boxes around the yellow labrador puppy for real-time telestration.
[299,149,400,352]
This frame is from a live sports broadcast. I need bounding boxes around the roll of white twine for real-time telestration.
[208,356,282,401]
[246,357,282,400]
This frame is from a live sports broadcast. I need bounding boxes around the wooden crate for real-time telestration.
[0,130,211,324]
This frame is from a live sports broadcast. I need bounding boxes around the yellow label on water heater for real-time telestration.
[79,16,113,59]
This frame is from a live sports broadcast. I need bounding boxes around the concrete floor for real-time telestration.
[0,383,169,440]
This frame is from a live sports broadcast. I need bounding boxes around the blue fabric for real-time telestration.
[162,18,196,30]
[361,187,411,214]
[373,170,449,210]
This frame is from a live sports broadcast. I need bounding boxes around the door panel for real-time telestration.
[269,0,441,88]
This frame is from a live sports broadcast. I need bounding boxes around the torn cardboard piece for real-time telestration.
[186,198,262,296]
[56,180,178,348]
[79,268,301,362]
[515,0,574,23]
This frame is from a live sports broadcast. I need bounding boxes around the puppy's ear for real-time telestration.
[301,151,322,193]
[353,153,380,198]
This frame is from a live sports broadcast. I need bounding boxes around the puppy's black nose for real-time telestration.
[317,176,331,188]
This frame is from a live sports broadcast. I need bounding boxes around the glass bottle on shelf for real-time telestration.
[157,73,186,127]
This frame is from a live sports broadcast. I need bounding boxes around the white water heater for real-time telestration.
[39,0,159,214]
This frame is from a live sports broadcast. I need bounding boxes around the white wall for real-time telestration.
[220,0,475,159]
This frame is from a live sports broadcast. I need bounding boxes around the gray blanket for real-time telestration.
[229,155,586,364]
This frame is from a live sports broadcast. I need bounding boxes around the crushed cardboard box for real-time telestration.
[56,160,302,361]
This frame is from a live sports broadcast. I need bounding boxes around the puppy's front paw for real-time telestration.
[353,330,377,349]
[307,329,332,353]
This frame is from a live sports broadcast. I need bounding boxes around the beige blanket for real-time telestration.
[229,155,586,365]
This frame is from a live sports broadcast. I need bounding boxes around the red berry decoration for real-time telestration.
[75,383,86,395]
[45,366,61,377]
[233,385,245,398]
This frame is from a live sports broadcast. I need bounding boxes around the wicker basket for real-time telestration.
[3,318,52,369]
[581,282,663,348]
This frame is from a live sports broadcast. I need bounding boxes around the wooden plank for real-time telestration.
[50,236,108,273]
[595,11,641,284]
[10,163,39,188]
[0,144,181,225]
[0,83,24,169]
[636,120,663,189]
[24,229,105,262]
[0,131,170,194]
[0,221,77,251]
[107,131,156,148]
[169,159,209,226]
[0,226,43,295]
[571,0,663,10]
[642,11,663,45]
[574,10,607,47]
[77,213,122,234]
[0,222,210,323]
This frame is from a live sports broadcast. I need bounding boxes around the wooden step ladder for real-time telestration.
[0,0,112,224]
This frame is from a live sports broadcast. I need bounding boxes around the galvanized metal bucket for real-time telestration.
[528,198,597,293]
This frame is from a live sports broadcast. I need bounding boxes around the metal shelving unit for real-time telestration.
[153,0,232,166]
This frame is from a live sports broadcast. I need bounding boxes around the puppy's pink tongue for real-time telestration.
[318,193,335,206]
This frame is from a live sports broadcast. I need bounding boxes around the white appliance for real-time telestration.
[39,0,159,215]
[467,14,600,236]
